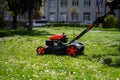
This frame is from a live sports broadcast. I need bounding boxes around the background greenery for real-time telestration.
[102,15,119,28]
[0,27,120,80]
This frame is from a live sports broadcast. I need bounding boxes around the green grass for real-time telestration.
[0,27,120,80]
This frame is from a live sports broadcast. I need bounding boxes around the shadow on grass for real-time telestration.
[0,28,52,37]
[86,45,120,68]
[36,50,85,58]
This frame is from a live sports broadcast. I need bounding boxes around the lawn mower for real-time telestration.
[36,0,120,57]
[36,32,85,56]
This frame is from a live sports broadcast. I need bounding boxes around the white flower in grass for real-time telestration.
[45,70,49,73]
[116,78,120,80]
[73,72,77,75]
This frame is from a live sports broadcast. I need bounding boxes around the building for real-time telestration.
[3,0,120,23]
[44,0,120,23]
[4,11,28,21]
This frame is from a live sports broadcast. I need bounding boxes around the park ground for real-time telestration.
[0,27,120,80]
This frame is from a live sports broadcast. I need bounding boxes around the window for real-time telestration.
[49,13,55,21]
[72,0,79,6]
[9,15,12,21]
[71,13,78,21]
[84,0,90,7]
[84,12,90,21]
[50,0,57,7]
[60,12,67,21]
[61,0,67,7]
[96,0,103,6]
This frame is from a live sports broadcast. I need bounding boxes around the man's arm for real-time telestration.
[107,0,120,10]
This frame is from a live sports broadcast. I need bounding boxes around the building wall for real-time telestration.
[115,10,120,21]
[44,0,107,23]
[4,11,28,21]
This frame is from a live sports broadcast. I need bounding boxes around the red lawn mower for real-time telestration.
[36,0,120,57]
[36,32,85,57]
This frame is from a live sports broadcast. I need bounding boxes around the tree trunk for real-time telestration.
[12,15,17,29]
[27,8,32,31]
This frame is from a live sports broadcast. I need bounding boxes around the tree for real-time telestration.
[21,0,42,31]
[6,0,22,29]
[0,0,8,16]
[5,0,42,30]
[0,0,8,28]
[69,6,78,22]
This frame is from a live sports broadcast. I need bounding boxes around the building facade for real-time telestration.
[44,0,120,23]
[4,11,28,21]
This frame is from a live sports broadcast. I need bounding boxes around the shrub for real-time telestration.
[102,15,119,28]
[47,23,81,27]
[47,22,90,27]
[0,30,10,37]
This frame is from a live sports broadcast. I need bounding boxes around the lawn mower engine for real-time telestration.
[36,33,84,57]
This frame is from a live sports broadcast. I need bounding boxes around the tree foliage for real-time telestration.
[21,0,42,31]
[6,0,22,29]
[0,0,8,28]
[6,0,42,30]
[69,6,78,15]
[102,15,119,28]
[0,0,8,16]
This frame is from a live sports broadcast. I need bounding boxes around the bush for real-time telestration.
[102,15,119,28]
[47,22,89,27]
[0,30,10,37]
[47,23,80,27]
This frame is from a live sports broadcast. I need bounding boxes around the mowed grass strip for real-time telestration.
[0,27,120,80]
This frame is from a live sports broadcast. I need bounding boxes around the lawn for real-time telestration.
[0,27,120,80]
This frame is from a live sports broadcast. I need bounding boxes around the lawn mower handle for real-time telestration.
[69,10,113,44]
